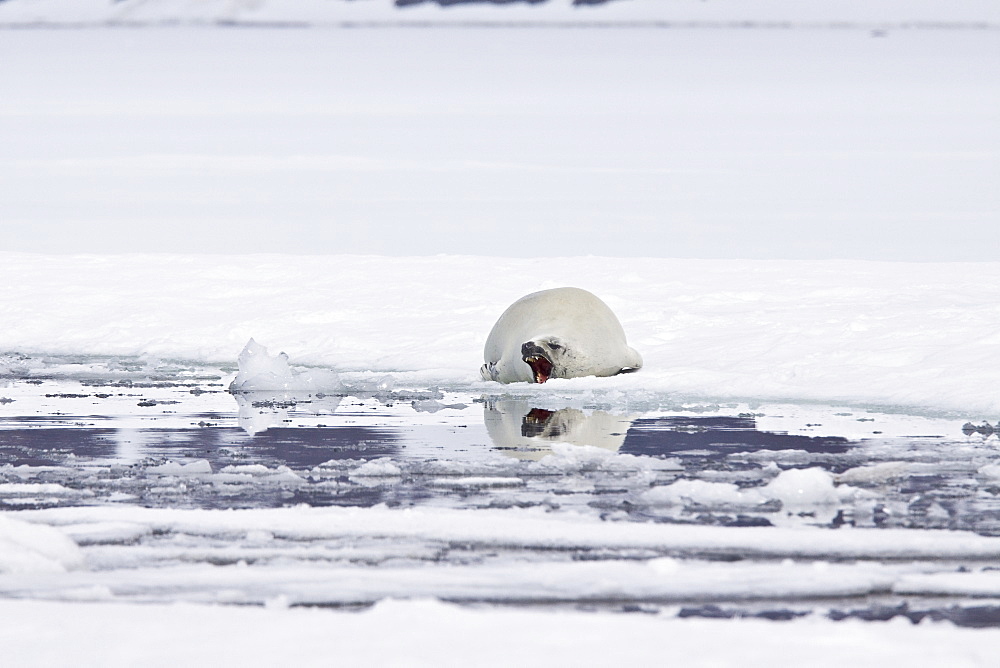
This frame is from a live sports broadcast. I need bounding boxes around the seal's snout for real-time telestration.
[521,341,553,384]
[521,341,546,358]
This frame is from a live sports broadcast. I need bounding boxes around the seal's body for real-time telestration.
[481,287,642,384]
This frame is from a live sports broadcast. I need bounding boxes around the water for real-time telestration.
[2,359,1000,625]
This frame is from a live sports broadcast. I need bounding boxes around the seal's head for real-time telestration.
[521,336,641,384]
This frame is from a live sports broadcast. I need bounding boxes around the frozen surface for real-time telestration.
[2,597,998,668]
[3,254,1000,414]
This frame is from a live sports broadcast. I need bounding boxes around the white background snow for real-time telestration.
[2,0,1000,665]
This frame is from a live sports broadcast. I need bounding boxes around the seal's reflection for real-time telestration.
[484,399,637,459]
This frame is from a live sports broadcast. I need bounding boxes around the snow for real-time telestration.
[2,597,997,668]
[3,253,1000,415]
[15,505,1000,561]
[0,515,83,574]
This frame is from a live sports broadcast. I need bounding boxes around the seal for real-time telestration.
[480,287,643,384]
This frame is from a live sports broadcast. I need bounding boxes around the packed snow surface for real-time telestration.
[2,597,998,668]
[4,253,1000,415]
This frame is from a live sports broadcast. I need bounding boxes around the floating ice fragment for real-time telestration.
[0,482,76,496]
[533,442,675,473]
[427,477,525,489]
[147,460,213,475]
[978,463,1000,480]
[244,530,275,544]
[230,338,294,391]
[763,468,839,505]
[641,468,852,509]
[412,399,468,413]
[219,464,274,476]
[229,338,340,393]
[342,375,394,394]
[836,461,911,484]
[350,459,403,478]
[640,480,768,508]
[267,468,306,484]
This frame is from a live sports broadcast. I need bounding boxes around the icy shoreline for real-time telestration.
[3,254,1000,416]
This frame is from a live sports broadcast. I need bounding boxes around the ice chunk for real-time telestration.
[412,399,468,413]
[533,443,670,473]
[641,468,852,509]
[0,483,77,496]
[60,522,152,546]
[229,339,297,392]
[229,338,340,393]
[837,461,911,484]
[427,477,525,490]
[147,460,213,475]
[763,468,840,505]
[640,479,768,507]
[0,515,83,573]
[219,465,274,476]
[350,458,403,478]
[978,463,1000,480]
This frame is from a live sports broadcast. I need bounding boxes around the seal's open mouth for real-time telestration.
[521,341,554,384]
[523,355,553,384]
[522,408,554,437]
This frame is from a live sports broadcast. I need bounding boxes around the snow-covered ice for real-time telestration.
[3,1,1000,663]
[3,597,998,668]
[3,254,1000,414]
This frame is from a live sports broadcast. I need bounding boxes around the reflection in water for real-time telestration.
[0,424,400,470]
[0,424,119,466]
[233,391,344,436]
[113,428,161,463]
[484,399,636,459]
[620,416,853,461]
[482,400,854,462]
[3,377,1000,623]
[1,383,998,537]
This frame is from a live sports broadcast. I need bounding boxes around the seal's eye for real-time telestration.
[549,342,561,350]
